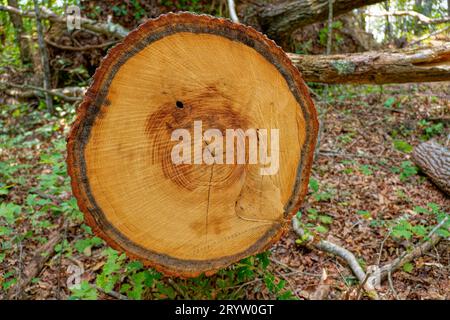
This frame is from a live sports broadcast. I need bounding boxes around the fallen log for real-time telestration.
[412,140,450,196]
[67,13,319,277]
[289,43,450,84]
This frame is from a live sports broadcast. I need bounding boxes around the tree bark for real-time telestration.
[33,0,53,112]
[367,10,450,24]
[412,141,450,196]
[240,0,385,47]
[289,43,450,84]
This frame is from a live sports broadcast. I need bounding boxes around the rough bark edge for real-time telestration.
[66,12,318,278]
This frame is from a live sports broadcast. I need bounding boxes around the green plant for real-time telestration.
[359,165,374,176]
[69,280,98,300]
[391,161,418,182]
[418,120,444,140]
[393,139,413,153]
[309,179,334,202]
[390,203,449,242]
[383,97,396,108]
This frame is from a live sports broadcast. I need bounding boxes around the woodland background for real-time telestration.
[0,0,449,300]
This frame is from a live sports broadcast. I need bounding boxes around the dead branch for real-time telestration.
[293,216,447,299]
[227,0,239,23]
[366,233,442,287]
[45,38,119,51]
[367,10,450,24]
[2,82,85,102]
[410,26,450,45]
[289,43,450,84]
[7,231,62,299]
[292,218,379,299]
[0,5,128,39]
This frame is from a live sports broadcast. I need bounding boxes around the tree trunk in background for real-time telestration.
[383,1,392,43]
[448,0,450,17]
[240,0,385,48]
[7,0,31,63]
[413,141,450,196]
[33,0,53,112]
[288,43,450,84]
[422,0,433,17]
[415,0,423,11]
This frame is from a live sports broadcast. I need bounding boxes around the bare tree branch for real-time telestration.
[367,10,450,24]
[1,82,85,102]
[227,0,240,23]
[0,5,128,39]
[45,38,119,51]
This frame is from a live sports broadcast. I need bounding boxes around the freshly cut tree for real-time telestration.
[67,13,318,277]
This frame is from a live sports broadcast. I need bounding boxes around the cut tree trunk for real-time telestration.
[240,0,385,47]
[67,13,318,277]
[289,43,450,84]
[412,140,450,196]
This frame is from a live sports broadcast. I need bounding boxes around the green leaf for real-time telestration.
[69,280,98,300]
[384,97,396,108]
[74,237,103,256]
[413,206,429,214]
[126,261,144,273]
[436,228,450,238]
[412,225,427,237]
[309,178,319,193]
[0,203,21,224]
[359,165,373,176]
[316,225,328,233]
[402,262,414,273]
[393,140,413,153]
[318,215,333,225]
[392,221,413,240]
[357,210,371,219]
[0,226,12,236]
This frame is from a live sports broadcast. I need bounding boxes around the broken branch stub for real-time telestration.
[67,13,318,277]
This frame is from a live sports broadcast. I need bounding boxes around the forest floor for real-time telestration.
[0,82,448,300]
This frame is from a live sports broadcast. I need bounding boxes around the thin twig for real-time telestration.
[45,38,119,51]
[226,0,239,23]
[2,82,84,102]
[94,285,129,300]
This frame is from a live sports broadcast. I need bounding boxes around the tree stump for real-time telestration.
[67,13,318,277]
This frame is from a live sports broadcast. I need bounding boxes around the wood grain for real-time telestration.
[67,13,318,277]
